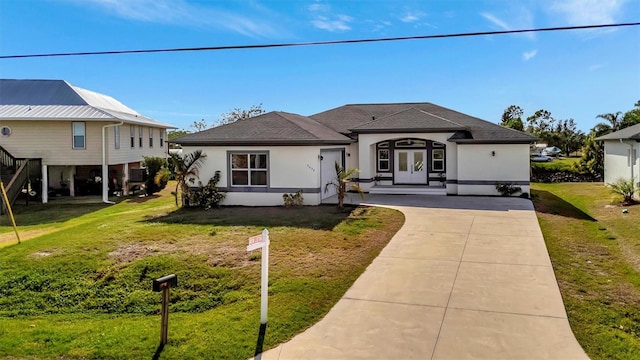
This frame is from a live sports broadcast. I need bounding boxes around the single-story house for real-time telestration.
[171,102,536,206]
[596,124,640,184]
[0,79,175,205]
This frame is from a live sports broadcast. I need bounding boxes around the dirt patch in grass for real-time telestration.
[0,228,55,247]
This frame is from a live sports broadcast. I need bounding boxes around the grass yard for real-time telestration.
[532,182,640,360]
[531,156,580,172]
[0,185,404,359]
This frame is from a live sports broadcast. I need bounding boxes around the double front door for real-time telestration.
[394,149,427,184]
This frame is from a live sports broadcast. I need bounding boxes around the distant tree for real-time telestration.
[574,132,604,178]
[595,111,624,134]
[500,105,525,131]
[526,109,556,145]
[168,130,189,140]
[621,100,640,129]
[554,119,585,156]
[169,150,207,207]
[191,119,208,132]
[217,104,265,125]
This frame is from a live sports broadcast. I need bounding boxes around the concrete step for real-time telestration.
[369,185,447,196]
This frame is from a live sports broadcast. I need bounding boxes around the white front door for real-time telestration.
[320,149,343,200]
[394,149,427,184]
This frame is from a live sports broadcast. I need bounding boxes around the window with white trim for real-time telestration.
[138,126,143,148]
[160,130,165,147]
[149,127,154,148]
[130,125,135,148]
[432,149,445,171]
[231,153,268,186]
[114,125,120,149]
[72,122,85,149]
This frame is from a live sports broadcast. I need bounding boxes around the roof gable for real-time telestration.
[351,107,466,133]
[172,111,353,145]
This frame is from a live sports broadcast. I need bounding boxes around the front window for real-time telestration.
[114,125,120,149]
[230,153,268,186]
[130,125,135,148]
[432,149,445,171]
[72,122,85,149]
[378,149,390,172]
[138,126,143,148]
[149,128,154,148]
[160,130,165,147]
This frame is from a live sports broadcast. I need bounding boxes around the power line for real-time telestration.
[1,22,638,60]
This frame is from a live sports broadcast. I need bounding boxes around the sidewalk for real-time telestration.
[253,195,588,359]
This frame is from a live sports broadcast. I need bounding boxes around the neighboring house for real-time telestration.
[596,124,640,184]
[0,79,175,205]
[172,103,536,206]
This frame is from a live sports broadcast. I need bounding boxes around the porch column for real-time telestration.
[123,163,129,195]
[69,166,75,197]
[41,164,48,204]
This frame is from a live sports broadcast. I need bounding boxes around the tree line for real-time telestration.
[500,100,640,176]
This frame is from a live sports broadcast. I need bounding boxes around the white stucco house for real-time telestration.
[171,103,536,206]
[596,124,640,184]
[0,79,175,205]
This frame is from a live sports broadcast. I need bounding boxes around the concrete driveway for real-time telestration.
[254,195,588,360]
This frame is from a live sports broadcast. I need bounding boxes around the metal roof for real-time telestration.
[0,79,175,128]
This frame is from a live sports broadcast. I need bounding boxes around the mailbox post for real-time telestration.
[152,274,178,346]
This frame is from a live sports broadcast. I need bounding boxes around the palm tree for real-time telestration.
[324,161,364,208]
[595,112,623,134]
[169,150,207,206]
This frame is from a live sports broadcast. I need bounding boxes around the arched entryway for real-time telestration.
[375,138,446,186]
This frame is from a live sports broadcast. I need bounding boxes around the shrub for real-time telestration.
[142,156,169,195]
[607,178,637,205]
[189,171,226,209]
[283,190,304,207]
[495,182,522,196]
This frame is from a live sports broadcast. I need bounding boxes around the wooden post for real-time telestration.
[160,285,169,345]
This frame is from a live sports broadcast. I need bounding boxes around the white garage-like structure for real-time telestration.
[172,103,535,206]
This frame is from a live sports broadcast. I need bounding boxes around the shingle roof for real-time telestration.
[595,123,640,141]
[0,79,175,128]
[311,102,536,143]
[350,107,466,133]
[172,111,354,146]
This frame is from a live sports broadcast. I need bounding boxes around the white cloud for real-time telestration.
[550,0,627,25]
[311,15,352,32]
[481,12,511,31]
[66,0,282,37]
[522,49,538,61]
[481,6,535,40]
[401,11,424,23]
[307,2,353,32]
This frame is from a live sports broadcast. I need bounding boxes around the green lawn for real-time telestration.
[532,183,640,360]
[0,186,404,359]
[531,156,580,172]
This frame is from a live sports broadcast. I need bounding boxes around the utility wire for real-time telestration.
[1,22,638,59]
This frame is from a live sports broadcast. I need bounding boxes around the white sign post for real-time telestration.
[247,228,269,324]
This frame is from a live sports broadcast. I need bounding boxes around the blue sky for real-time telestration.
[0,0,638,132]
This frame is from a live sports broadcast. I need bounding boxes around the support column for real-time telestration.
[123,163,129,195]
[41,164,48,204]
[69,166,75,197]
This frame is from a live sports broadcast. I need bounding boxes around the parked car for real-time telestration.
[542,146,562,157]
[531,154,554,162]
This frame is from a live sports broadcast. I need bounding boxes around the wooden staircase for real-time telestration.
[0,145,42,213]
